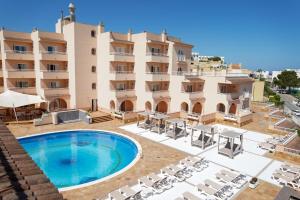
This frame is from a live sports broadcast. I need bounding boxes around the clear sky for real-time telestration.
[0,0,299,71]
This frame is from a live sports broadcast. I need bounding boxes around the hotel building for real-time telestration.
[0,3,254,124]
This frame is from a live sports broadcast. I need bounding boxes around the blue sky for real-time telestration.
[0,0,299,71]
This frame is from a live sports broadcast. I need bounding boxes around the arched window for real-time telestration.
[192,102,202,114]
[181,102,189,112]
[155,101,168,113]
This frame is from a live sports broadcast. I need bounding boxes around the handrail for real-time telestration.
[145,72,169,75]
[41,70,68,73]
[41,51,67,55]
[110,52,133,56]
[5,50,33,54]
[6,69,35,72]
[44,87,68,90]
[113,89,135,91]
[146,52,168,57]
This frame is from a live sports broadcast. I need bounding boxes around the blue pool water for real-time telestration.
[19,130,139,189]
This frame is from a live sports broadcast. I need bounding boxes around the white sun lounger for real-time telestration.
[182,191,203,200]
[204,179,233,197]
[161,167,185,182]
[138,176,164,194]
[258,142,275,151]
[148,173,172,190]
[109,190,130,200]
[216,173,245,189]
[275,169,299,179]
[119,185,142,200]
[280,163,300,174]
[197,183,223,199]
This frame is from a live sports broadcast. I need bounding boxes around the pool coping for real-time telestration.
[17,129,143,192]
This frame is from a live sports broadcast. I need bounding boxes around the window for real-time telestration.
[16,81,29,88]
[91,48,96,55]
[177,49,185,61]
[92,83,96,89]
[187,85,193,92]
[13,45,26,53]
[47,46,57,53]
[116,83,125,90]
[49,81,59,88]
[17,64,27,71]
[91,66,96,73]
[47,64,57,72]
[91,30,96,37]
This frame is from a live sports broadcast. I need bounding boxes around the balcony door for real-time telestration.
[47,46,57,53]
[47,64,57,72]
[13,45,26,53]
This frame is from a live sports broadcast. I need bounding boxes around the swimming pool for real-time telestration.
[18,130,141,190]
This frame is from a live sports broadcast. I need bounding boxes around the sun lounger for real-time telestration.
[119,185,141,200]
[221,169,246,180]
[148,173,172,190]
[280,163,300,174]
[138,176,163,194]
[109,190,130,200]
[216,172,245,189]
[197,183,217,196]
[204,179,233,197]
[182,191,203,200]
[258,142,275,152]
[271,172,295,185]
[161,167,185,182]
[275,170,299,179]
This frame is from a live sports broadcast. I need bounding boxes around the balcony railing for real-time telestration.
[110,52,133,56]
[5,50,33,54]
[41,51,67,55]
[6,69,35,72]
[146,52,168,57]
[113,71,134,74]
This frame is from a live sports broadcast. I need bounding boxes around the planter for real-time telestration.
[249,177,259,189]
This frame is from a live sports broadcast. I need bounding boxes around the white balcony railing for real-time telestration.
[41,51,67,55]
[5,50,33,54]
[146,52,168,57]
[110,52,133,56]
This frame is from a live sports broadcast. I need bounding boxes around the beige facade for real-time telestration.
[0,3,254,123]
[252,80,265,102]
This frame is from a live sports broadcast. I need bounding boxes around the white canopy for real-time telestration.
[0,90,45,108]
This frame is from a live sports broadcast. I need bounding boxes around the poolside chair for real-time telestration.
[271,172,295,186]
[169,164,192,178]
[275,169,299,180]
[138,176,164,194]
[258,142,275,152]
[221,169,247,181]
[161,167,185,182]
[119,185,142,200]
[108,190,131,200]
[197,183,223,200]
[280,163,300,174]
[204,179,233,197]
[216,173,243,189]
[148,173,172,190]
[182,191,203,200]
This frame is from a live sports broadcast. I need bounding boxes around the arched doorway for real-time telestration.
[120,100,133,112]
[181,102,189,112]
[155,101,168,113]
[229,103,237,114]
[49,98,67,112]
[217,103,225,113]
[145,101,152,112]
[110,100,115,111]
[192,102,202,114]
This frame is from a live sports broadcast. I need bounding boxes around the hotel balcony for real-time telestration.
[40,51,68,61]
[146,52,169,63]
[109,52,134,62]
[151,90,170,100]
[42,87,69,97]
[10,87,36,95]
[4,50,34,60]
[112,89,136,99]
[110,71,135,80]
[183,91,204,100]
[145,72,170,82]
[40,70,69,79]
[6,69,35,79]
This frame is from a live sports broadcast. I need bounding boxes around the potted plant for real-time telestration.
[249,177,259,189]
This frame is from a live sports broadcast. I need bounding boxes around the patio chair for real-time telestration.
[271,172,295,186]
[182,191,203,200]
[275,169,299,180]
[221,169,246,180]
[216,173,244,189]
[169,164,192,178]
[119,185,142,200]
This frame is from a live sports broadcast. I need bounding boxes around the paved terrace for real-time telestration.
[0,121,64,200]
[4,104,299,200]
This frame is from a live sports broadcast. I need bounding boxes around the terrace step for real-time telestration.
[92,115,113,124]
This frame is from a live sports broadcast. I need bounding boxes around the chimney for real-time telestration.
[127,28,132,41]
[161,29,167,42]
[98,21,105,33]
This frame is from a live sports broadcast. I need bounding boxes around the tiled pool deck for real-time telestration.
[6,109,299,200]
